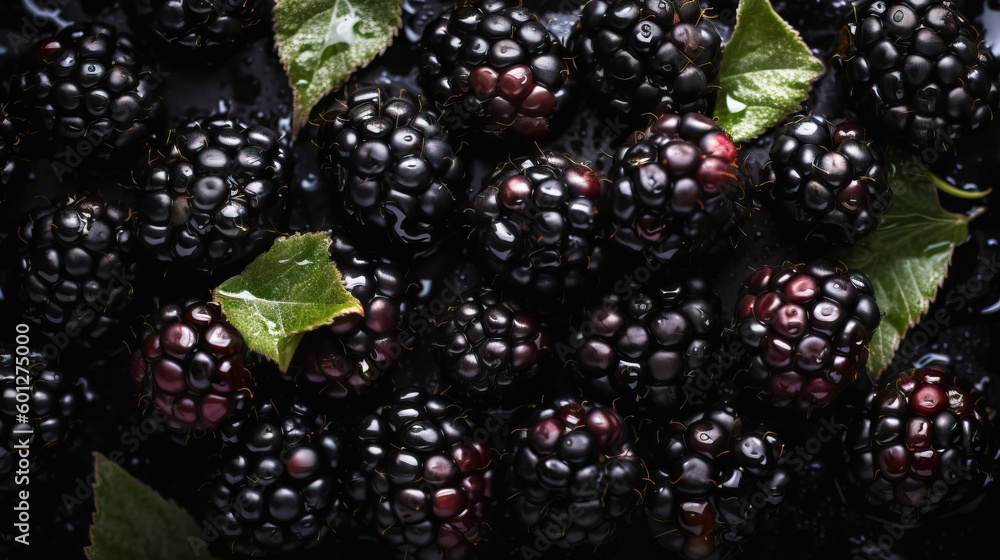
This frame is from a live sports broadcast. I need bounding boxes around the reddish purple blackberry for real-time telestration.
[570,0,724,119]
[834,0,1000,153]
[507,398,642,548]
[733,261,880,412]
[763,115,892,247]
[419,0,569,139]
[316,86,464,255]
[471,153,607,296]
[609,112,744,264]
[124,0,264,57]
[843,367,998,519]
[347,389,494,558]
[646,396,789,559]
[131,298,250,432]
[136,116,287,272]
[566,276,721,411]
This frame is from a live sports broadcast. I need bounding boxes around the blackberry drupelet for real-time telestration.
[570,0,724,119]
[316,86,464,255]
[471,153,607,296]
[834,0,1000,152]
[1,103,19,184]
[136,116,287,272]
[609,111,744,264]
[347,389,493,558]
[733,261,880,412]
[124,0,264,57]
[419,0,569,139]
[507,398,641,548]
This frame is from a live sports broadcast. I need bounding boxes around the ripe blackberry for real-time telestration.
[843,367,998,519]
[136,116,287,272]
[316,86,464,255]
[733,261,880,412]
[566,276,722,411]
[347,389,493,558]
[15,196,137,348]
[609,112,744,264]
[763,115,892,247]
[570,0,724,119]
[471,153,607,296]
[131,298,251,432]
[834,0,1000,152]
[419,0,569,139]
[205,401,349,556]
[12,22,161,160]
[1,102,20,184]
[432,286,550,400]
[646,396,789,559]
[507,398,641,548]
[124,0,264,57]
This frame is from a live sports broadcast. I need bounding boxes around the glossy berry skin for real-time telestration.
[507,398,641,548]
[844,367,998,520]
[733,261,880,412]
[419,0,569,139]
[0,103,19,183]
[124,0,263,57]
[316,86,464,255]
[610,112,744,264]
[137,116,287,272]
[571,0,723,119]
[834,0,1000,152]
[763,115,892,247]
[347,390,493,559]
[131,299,250,432]
[206,401,348,556]
[646,397,789,559]
[567,276,721,412]
[472,153,607,296]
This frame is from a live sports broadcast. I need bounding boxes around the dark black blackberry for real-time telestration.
[205,400,349,556]
[347,389,494,558]
[570,0,724,119]
[507,398,641,548]
[0,102,20,184]
[471,153,607,297]
[419,0,570,139]
[316,86,464,255]
[609,112,744,264]
[124,0,264,57]
[763,115,892,247]
[834,0,1000,153]
[733,261,880,412]
[136,116,287,273]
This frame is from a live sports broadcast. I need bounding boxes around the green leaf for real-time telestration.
[273,0,402,134]
[213,233,363,371]
[86,453,214,560]
[714,0,824,143]
[834,149,978,380]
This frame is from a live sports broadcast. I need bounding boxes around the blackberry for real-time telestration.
[566,276,722,412]
[15,196,138,349]
[609,112,744,264]
[843,367,998,519]
[834,0,1000,152]
[419,0,569,139]
[471,153,607,297]
[1,102,20,184]
[12,22,161,160]
[136,116,287,272]
[316,86,464,255]
[507,398,641,548]
[432,286,550,400]
[570,0,724,119]
[763,115,892,247]
[124,0,264,57]
[131,298,251,432]
[733,261,880,412]
[347,389,493,558]
[645,396,789,559]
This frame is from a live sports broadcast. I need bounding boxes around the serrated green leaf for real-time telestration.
[273,0,402,134]
[213,233,363,371]
[86,453,214,560]
[834,149,976,380]
[714,0,824,143]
